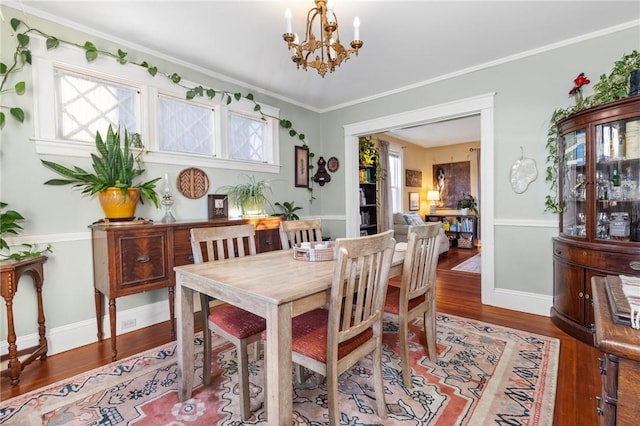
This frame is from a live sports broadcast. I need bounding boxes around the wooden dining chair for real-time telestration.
[288,230,395,425]
[190,224,265,420]
[279,218,322,249]
[383,223,443,388]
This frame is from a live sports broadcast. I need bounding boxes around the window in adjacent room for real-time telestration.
[388,148,402,213]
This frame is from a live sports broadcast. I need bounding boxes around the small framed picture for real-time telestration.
[207,194,228,219]
[327,156,340,173]
[295,145,309,188]
[409,192,420,211]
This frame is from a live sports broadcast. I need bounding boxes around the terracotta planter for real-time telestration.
[98,187,140,220]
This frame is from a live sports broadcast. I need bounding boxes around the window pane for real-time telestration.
[54,69,139,142]
[229,112,266,162]
[158,95,214,155]
[389,151,402,212]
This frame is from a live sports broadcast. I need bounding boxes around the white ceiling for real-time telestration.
[9,1,640,147]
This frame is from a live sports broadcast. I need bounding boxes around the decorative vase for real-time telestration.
[98,187,140,220]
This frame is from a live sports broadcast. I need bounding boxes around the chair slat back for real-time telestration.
[279,219,323,249]
[328,230,395,346]
[190,224,257,264]
[402,223,443,302]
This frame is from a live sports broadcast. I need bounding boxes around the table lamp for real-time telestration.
[427,190,440,214]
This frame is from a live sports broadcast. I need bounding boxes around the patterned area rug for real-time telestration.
[451,254,481,274]
[0,314,558,425]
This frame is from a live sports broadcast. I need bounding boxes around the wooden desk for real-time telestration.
[175,248,404,425]
[591,276,640,425]
[0,256,48,385]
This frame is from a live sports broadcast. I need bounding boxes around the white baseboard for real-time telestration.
[1,301,172,357]
[489,288,552,317]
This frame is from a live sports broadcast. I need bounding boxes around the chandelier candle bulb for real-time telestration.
[285,8,292,34]
[353,16,360,40]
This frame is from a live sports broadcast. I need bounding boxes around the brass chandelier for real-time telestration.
[283,0,363,77]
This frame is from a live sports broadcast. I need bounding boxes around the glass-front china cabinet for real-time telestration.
[552,96,640,345]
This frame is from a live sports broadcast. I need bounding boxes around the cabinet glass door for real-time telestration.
[594,118,640,242]
[561,129,587,238]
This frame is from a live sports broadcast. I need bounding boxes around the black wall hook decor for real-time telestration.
[313,156,332,186]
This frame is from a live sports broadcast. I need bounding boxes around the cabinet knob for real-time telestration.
[265,239,273,245]
[578,291,584,298]
[136,255,150,263]
[630,261,640,271]
[554,248,562,255]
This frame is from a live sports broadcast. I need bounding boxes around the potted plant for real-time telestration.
[1,202,52,260]
[41,125,160,220]
[359,136,377,166]
[456,193,478,216]
[273,201,302,220]
[219,175,271,216]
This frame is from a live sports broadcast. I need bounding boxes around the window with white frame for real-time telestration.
[388,148,402,212]
[32,37,280,172]
[228,111,267,162]
[157,93,214,156]
[54,68,140,142]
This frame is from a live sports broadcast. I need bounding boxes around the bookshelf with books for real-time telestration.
[425,214,477,248]
[359,165,378,235]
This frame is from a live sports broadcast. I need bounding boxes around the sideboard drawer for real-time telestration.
[173,228,195,266]
[553,240,640,274]
[257,228,281,253]
[118,231,171,290]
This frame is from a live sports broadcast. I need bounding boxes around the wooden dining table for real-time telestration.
[175,247,405,425]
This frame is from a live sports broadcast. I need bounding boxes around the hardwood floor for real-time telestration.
[1,247,602,425]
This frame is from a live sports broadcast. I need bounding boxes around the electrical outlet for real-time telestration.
[122,318,136,330]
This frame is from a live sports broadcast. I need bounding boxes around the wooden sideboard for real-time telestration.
[90,217,282,361]
[591,276,640,425]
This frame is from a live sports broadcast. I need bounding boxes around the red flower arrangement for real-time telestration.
[569,73,590,104]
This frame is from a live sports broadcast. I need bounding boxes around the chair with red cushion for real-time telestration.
[384,223,443,388]
[190,224,265,420]
[289,230,395,425]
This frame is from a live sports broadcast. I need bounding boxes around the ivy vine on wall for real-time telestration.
[0,17,316,201]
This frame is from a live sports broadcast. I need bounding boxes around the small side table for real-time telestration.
[0,256,48,385]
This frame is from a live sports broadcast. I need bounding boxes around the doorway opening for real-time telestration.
[343,93,495,306]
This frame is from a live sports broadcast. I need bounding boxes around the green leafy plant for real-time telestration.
[273,201,303,220]
[41,125,161,207]
[545,50,640,213]
[456,193,479,216]
[592,50,640,105]
[1,202,52,260]
[359,136,377,166]
[219,175,272,215]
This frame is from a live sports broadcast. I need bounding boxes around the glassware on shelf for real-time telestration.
[596,212,610,240]
[161,173,176,223]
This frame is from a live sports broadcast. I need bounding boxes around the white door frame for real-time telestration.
[344,93,496,305]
